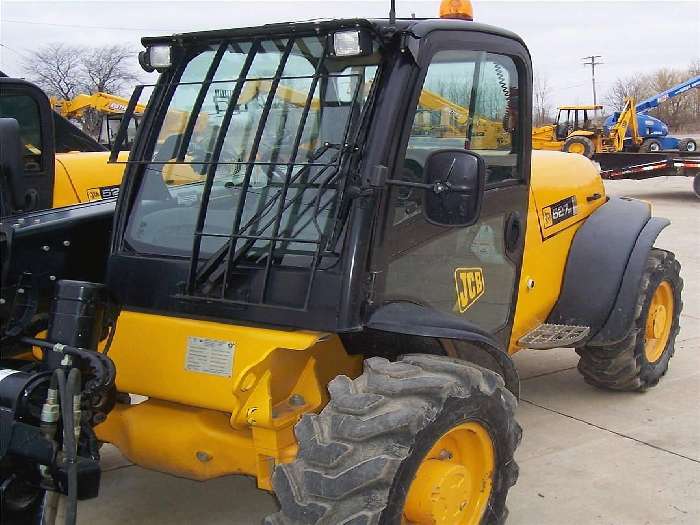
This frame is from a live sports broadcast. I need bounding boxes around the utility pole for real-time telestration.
[582,55,603,112]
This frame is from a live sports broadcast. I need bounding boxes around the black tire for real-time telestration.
[266,354,521,525]
[694,175,700,198]
[562,136,595,158]
[576,249,683,391]
[639,138,662,153]
[678,138,697,153]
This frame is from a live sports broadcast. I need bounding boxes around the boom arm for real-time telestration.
[635,75,700,114]
[609,97,640,150]
[52,92,147,119]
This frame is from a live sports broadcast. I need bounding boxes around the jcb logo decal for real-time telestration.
[86,188,102,202]
[455,267,485,313]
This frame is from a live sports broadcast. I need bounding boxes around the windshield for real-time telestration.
[124,34,379,300]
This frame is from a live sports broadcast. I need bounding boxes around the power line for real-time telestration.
[2,18,175,33]
[0,43,30,59]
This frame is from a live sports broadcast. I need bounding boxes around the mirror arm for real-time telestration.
[386,179,468,195]
[385,179,434,191]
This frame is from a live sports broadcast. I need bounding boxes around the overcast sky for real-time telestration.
[1,0,698,108]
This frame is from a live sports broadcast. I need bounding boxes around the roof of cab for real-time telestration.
[557,105,604,110]
[141,17,527,51]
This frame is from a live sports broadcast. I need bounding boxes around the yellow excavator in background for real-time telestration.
[51,92,147,149]
[532,98,641,158]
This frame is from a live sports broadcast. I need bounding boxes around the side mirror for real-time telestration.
[0,118,25,212]
[422,149,485,227]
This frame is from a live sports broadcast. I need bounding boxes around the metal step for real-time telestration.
[518,323,590,350]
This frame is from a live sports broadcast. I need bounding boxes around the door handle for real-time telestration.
[504,212,522,253]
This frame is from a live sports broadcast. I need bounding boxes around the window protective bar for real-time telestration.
[259,35,329,303]
[186,39,262,290]
[175,44,227,162]
[109,84,144,163]
[219,37,296,295]
[192,145,338,289]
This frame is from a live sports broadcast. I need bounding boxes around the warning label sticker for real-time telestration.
[185,336,235,377]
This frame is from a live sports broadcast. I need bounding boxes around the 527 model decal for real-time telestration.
[542,195,577,228]
[86,185,120,202]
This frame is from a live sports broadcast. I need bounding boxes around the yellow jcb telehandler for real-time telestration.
[0,2,683,524]
[0,77,127,214]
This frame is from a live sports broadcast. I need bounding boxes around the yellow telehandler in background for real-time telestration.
[0,77,128,213]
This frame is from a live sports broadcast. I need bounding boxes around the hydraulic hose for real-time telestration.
[58,368,80,525]
[40,369,64,525]
[21,337,114,393]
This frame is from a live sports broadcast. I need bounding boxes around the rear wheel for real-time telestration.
[640,138,662,152]
[694,175,700,198]
[678,138,697,153]
[562,136,595,158]
[576,249,682,391]
[266,355,521,525]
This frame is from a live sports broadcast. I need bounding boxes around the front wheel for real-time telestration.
[562,136,595,158]
[266,355,521,525]
[640,138,662,153]
[576,249,682,391]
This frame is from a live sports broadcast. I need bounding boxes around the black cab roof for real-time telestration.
[142,17,527,52]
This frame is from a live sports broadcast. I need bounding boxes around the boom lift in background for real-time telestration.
[604,75,700,153]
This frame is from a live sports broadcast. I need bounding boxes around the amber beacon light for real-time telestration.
[439,0,474,20]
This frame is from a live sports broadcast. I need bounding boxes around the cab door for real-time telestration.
[0,78,55,215]
[373,31,532,349]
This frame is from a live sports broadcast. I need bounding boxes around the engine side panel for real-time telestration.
[508,151,605,352]
[52,151,127,207]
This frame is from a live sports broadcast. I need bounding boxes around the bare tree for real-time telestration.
[605,66,699,131]
[23,43,140,138]
[23,43,85,99]
[79,45,140,136]
[648,68,692,129]
[604,75,651,112]
[687,60,700,128]
[533,72,552,126]
[80,44,139,94]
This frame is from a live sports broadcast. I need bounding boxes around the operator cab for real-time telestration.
[553,105,601,140]
[99,113,141,149]
[109,16,530,345]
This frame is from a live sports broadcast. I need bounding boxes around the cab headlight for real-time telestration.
[332,30,372,57]
[139,45,172,73]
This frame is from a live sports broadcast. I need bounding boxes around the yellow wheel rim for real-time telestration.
[644,280,674,363]
[568,142,585,154]
[403,422,494,525]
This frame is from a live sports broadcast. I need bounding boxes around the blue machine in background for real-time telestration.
[604,75,700,152]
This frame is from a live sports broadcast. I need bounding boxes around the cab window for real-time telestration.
[404,51,519,195]
[397,51,520,227]
[0,94,43,172]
